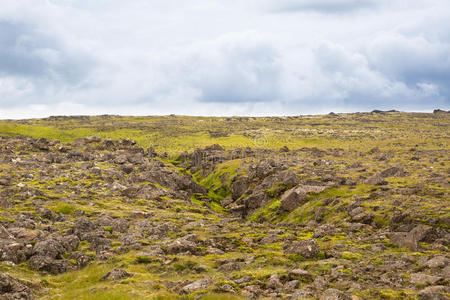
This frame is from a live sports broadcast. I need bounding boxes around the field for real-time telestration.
[0,111,448,299]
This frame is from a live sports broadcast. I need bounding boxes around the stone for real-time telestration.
[267,274,283,289]
[28,255,69,274]
[181,278,211,293]
[319,288,352,300]
[101,269,132,281]
[0,273,33,300]
[425,256,449,269]
[284,239,319,258]
[418,286,449,300]
[365,174,387,185]
[410,273,442,285]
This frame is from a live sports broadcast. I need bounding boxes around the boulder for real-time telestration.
[28,255,69,274]
[284,239,319,258]
[181,278,211,293]
[230,176,249,200]
[388,225,432,251]
[410,273,442,285]
[365,174,387,185]
[166,234,198,255]
[380,166,405,178]
[319,288,352,300]
[0,273,33,300]
[280,185,326,212]
[101,269,132,281]
[418,286,449,300]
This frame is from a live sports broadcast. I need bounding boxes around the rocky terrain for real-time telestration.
[0,111,448,299]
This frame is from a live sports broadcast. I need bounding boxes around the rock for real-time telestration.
[284,239,319,258]
[314,224,335,238]
[388,225,432,251]
[260,234,279,244]
[289,268,314,281]
[425,256,449,269]
[218,262,241,272]
[33,238,66,259]
[418,286,449,300]
[410,273,442,285]
[0,225,13,239]
[121,163,134,174]
[280,185,326,212]
[319,288,352,300]
[111,218,129,233]
[0,273,33,300]
[241,285,262,298]
[36,207,54,220]
[291,289,312,298]
[315,206,328,223]
[365,174,387,185]
[284,280,299,292]
[28,255,69,274]
[218,283,237,293]
[233,276,252,285]
[280,146,290,152]
[230,176,249,200]
[280,188,307,212]
[380,166,405,178]
[181,278,211,293]
[166,234,198,255]
[267,274,283,289]
[314,276,328,290]
[101,269,132,281]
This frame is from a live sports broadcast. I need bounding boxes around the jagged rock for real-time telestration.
[0,273,33,300]
[410,273,443,285]
[218,283,237,293]
[166,234,198,255]
[418,286,449,300]
[314,224,335,238]
[291,289,313,298]
[424,256,449,269]
[121,163,134,174]
[319,288,352,300]
[28,255,69,274]
[289,268,314,282]
[388,225,432,251]
[284,239,319,258]
[365,174,387,185]
[218,262,241,272]
[230,176,249,200]
[280,188,307,212]
[267,274,283,289]
[0,225,13,239]
[280,185,326,212]
[101,269,132,281]
[33,238,66,259]
[241,285,262,298]
[380,166,405,178]
[181,278,211,293]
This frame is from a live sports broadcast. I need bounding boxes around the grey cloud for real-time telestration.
[185,33,282,103]
[0,20,93,84]
[268,0,380,14]
[1,0,449,118]
[367,34,450,105]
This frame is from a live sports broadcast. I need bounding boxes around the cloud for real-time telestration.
[181,32,282,103]
[0,0,449,118]
[266,0,380,14]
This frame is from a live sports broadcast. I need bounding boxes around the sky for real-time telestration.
[0,0,449,118]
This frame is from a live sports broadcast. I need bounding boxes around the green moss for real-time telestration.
[47,202,77,215]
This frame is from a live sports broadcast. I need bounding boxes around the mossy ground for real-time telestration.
[0,112,449,299]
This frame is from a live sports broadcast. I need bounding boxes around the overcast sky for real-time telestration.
[0,0,449,118]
